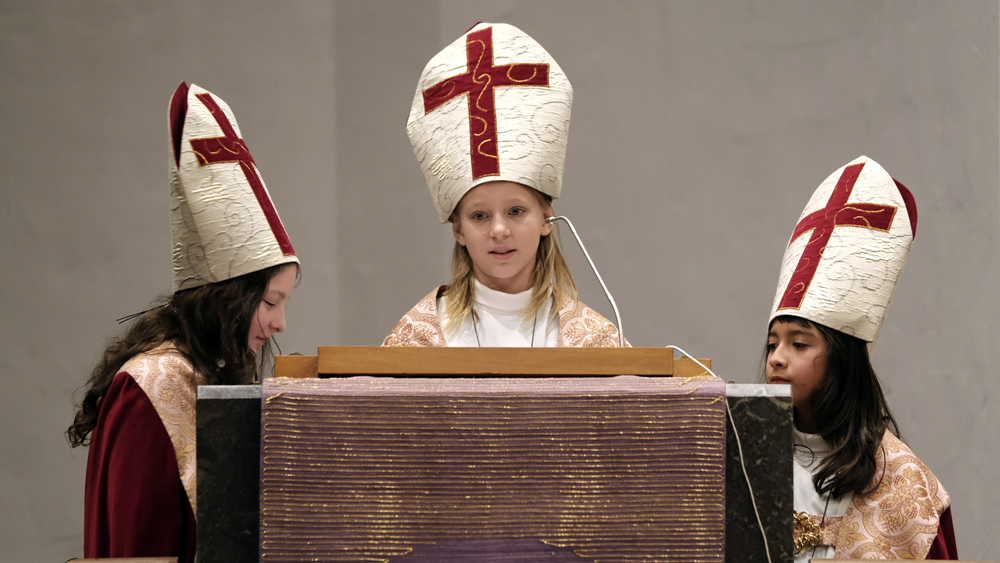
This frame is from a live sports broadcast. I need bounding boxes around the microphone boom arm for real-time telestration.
[546,216,625,347]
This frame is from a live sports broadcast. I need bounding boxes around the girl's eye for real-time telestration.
[766,343,777,352]
[472,212,486,221]
[510,208,523,216]
[264,300,275,307]
[793,342,807,349]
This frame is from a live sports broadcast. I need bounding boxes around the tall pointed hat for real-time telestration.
[769,156,918,346]
[407,23,573,223]
[169,82,298,292]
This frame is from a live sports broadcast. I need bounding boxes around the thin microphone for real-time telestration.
[546,216,624,347]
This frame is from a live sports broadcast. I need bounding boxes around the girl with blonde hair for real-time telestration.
[384,23,621,348]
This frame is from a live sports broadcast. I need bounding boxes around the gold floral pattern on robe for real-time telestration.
[798,430,950,559]
[120,342,205,516]
[382,286,625,347]
[555,296,623,347]
[382,287,448,347]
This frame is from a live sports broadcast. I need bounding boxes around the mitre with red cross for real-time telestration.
[769,155,918,345]
[168,82,298,292]
[407,22,573,223]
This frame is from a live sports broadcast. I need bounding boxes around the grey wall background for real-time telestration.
[1,1,996,560]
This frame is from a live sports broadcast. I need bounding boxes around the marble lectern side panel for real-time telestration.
[726,384,794,563]
[196,385,261,563]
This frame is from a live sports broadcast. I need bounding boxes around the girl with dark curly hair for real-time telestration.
[68,82,299,563]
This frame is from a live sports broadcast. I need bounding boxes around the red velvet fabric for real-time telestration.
[777,162,898,310]
[84,371,196,563]
[893,179,918,237]
[169,81,189,167]
[927,506,958,560]
[421,26,549,180]
[186,91,295,257]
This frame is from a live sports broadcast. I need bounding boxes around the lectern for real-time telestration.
[197,347,793,562]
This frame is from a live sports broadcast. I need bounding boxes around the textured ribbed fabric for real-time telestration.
[260,375,726,562]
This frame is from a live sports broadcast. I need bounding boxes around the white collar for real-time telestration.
[474,279,532,315]
[792,427,832,469]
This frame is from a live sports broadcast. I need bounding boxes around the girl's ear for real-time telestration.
[541,206,554,236]
[452,218,467,246]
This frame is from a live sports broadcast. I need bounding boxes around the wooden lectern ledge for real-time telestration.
[275,346,711,378]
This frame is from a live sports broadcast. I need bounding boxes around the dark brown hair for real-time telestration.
[764,315,900,498]
[66,263,294,447]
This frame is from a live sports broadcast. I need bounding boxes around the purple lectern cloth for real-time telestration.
[261,376,726,562]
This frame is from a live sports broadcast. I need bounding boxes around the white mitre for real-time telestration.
[769,155,918,346]
[407,22,573,223]
[168,82,298,292]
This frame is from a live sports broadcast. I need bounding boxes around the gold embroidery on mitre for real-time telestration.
[477,138,499,159]
[506,64,543,83]
[471,115,488,136]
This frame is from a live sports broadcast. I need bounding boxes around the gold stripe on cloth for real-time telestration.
[261,375,726,562]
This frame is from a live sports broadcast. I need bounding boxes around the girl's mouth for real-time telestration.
[490,247,515,260]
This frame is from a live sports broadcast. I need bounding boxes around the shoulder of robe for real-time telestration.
[556,295,627,348]
[382,285,449,347]
[833,430,951,559]
[118,341,203,515]
[119,342,204,402]
[873,430,950,513]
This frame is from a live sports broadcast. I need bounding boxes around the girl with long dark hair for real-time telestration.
[764,156,955,560]
[68,82,300,563]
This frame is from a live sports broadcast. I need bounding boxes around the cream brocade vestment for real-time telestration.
[118,342,205,515]
[383,286,624,348]
[793,429,951,559]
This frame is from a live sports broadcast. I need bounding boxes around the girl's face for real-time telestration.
[248,264,297,353]
[452,181,553,294]
[766,319,829,433]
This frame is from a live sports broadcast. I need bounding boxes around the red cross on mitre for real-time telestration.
[776,162,898,311]
[421,26,550,180]
[187,93,295,256]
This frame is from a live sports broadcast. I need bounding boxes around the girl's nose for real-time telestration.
[272,308,287,333]
[490,217,510,238]
[767,345,786,368]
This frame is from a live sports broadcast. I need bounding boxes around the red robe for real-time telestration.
[84,347,200,562]
[927,507,958,560]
